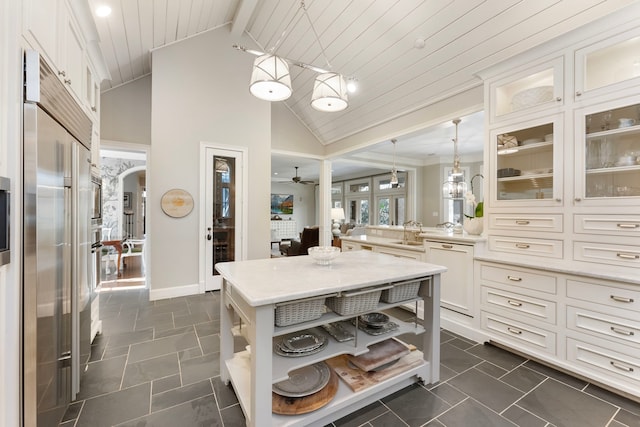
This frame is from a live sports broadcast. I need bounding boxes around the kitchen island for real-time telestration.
[216,251,446,427]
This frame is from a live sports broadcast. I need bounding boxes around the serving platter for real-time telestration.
[272,362,331,397]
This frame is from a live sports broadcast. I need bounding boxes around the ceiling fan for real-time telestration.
[291,166,314,185]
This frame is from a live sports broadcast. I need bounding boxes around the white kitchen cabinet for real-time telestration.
[489,114,564,206]
[374,245,424,261]
[424,240,474,317]
[22,0,60,66]
[23,0,87,106]
[574,26,640,102]
[57,5,84,101]
[487,56,563,124]
[574,96,640,207]
[84,61,100,122]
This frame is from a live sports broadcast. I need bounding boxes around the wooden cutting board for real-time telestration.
[347,338,410,372]
[272,368,339,415]
[325,351,423,393]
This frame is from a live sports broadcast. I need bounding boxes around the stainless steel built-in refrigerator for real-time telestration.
[23,51,93,427]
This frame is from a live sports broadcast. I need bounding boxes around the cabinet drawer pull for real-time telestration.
[361,245,373,251]
[515,243,530,249]
[515,220,530,225]
[610,361,634,373]
[507,327,522,335]
[617,223,639,229]
[58,70,66,77]
[507,300,523,307]
[441,244,453,249]
[610,326,634,336]
[507,275,522,282]
[610,295,634,303]
[616,253,639,260]
[64,79,72,85]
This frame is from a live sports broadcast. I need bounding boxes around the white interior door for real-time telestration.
[203,147,244,291]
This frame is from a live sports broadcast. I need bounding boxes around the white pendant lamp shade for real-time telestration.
[249,54,292,101]
[311,72,348,112]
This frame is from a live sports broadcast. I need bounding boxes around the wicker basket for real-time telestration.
[325,286,386,316]
[274,296,326,327]
[381,279,421,303]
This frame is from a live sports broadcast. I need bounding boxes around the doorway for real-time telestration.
[99,146,148,290]
[201,146,245,291]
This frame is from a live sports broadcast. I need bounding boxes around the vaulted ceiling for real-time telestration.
[89,0,638,147]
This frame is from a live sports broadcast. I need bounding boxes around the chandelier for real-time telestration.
[234,1,351,112]
[442,119,468,199]
[390,139,398,185]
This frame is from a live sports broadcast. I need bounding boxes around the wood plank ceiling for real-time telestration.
[90,0,638,146]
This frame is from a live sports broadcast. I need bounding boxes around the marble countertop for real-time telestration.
[339,235,426,252]
[214,250,447,306]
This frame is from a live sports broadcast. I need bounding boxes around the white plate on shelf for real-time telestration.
[521,138,544,146]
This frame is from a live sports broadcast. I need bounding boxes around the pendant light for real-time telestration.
[304,1,348,112]
[311,72,348,112]
[390,138,399,185]
[236,1,349,111]
[249,54,292,101]
[442,119,468,199]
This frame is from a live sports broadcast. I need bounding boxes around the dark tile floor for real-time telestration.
[61,288,640,427]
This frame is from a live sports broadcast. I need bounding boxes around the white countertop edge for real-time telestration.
[340,233,485,249]
[475,254,640,286]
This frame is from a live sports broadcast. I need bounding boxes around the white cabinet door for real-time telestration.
[23,0,59,65]
[426,241,474,316]
[58,7,84,99]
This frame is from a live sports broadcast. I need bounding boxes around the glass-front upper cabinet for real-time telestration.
[575,28,640,101]
[489,57,563,123]
[490,116,562,205]
[576,100,640,205]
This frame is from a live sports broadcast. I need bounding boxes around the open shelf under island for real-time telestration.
[215,251,446,427]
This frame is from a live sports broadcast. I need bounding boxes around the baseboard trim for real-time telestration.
[149,283,201,301]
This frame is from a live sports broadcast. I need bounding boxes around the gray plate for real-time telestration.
[274,335,328,357]
[356,320,399,336]
[321,321,355,342]
[272,362,331,397]
[283,333,324,351]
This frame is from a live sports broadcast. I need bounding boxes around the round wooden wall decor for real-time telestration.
[161,189,194,218]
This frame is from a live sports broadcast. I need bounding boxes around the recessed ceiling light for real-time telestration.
[95,5,112,17]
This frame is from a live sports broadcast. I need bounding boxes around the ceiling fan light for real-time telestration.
[311,72,348,112]
[249,54,292,101]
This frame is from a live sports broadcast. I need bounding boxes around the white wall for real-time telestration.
[150,27,271,297]
[101,75,152,144]
[272,103,324,156]
[270,182,317,232]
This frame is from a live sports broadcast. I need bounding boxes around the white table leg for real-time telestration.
[421,274,441,384]
[248,304,274,427]
[220,281,234,385]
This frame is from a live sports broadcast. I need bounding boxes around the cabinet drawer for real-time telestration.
[481,264,557,294]
[567,338,640,384]
[489,235,563,259]
[566,279,640,313]
[567,306,640,347]
[573,241,640,267]
[482,287,556,324]
[489,214,563,232]
[481,311,556,354]
[574,215,640,236]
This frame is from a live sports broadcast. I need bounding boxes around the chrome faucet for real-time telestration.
[403,220,423,243]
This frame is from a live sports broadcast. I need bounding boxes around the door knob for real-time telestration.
[206,227,212,241]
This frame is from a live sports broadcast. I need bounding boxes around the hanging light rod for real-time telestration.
[233,1,352,112]
[232,45,331,74]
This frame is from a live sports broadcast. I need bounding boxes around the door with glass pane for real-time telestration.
[204,148,243,291]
